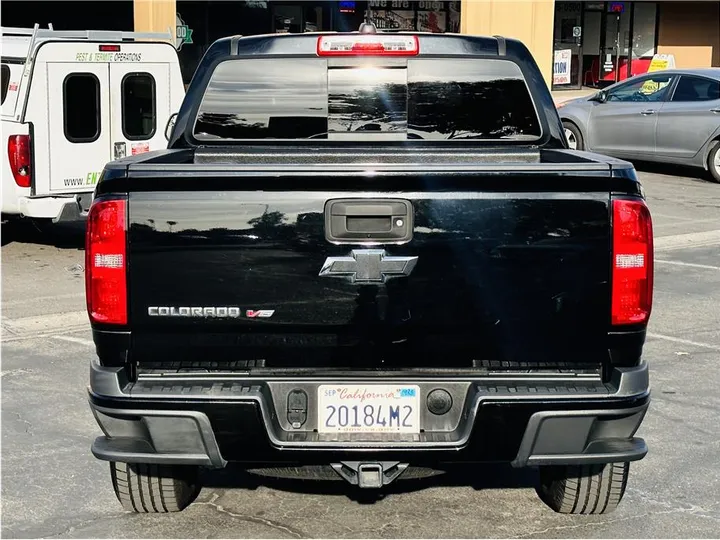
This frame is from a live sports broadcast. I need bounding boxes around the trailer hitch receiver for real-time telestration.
[331,461,408,488]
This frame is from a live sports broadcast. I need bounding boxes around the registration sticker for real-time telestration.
[317,385,420,434]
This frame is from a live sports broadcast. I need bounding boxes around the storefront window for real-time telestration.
[272,5,303,33]
[554,2,659,90]
[552,2,583,89]
[364,0,458,33]
[448,1,461,32]
[632,2,657,59]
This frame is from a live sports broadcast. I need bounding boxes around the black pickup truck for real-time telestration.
[85,28,654,516]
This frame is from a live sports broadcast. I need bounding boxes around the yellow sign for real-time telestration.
[647,54,675,73]
[641,80,659,93]
[640,78,671,96]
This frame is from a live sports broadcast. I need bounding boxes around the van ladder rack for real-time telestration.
[1,23,173,121]
[1,24,173,59]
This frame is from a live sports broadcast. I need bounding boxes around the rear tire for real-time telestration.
[562,121,584,151]
[535,462,629,515]
[707,141,720,183]
[110,462,201,513]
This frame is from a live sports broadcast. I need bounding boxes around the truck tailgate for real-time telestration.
[124,163,625,372]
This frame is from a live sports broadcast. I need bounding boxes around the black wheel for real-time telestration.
[110,462,201,513]
[562,121,584,151]
[707,141,720,183]
[535,462,629,515]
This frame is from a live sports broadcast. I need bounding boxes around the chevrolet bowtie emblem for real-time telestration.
[319,249,418,284]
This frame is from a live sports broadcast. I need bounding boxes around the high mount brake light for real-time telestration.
[611,198,654,326]
[317,35,419,56]
[85,198,128,325]
[99,45,121,52]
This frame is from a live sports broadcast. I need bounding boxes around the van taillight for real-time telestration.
[611,198,653,326]
[85,198,127,325]
[8,135,31,188]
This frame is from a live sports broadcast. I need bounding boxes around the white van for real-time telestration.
[1,25,185,222]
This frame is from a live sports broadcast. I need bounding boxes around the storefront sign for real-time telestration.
[339,1,356,13]
[553,49,572,85]
[647,54,676,72]
[369,0,412,7]
[175,14,193,51]
[604,53,614,72]
[366,9,414,30]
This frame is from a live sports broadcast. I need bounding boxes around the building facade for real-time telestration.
[549,1,720,90]
[2,0,719,89]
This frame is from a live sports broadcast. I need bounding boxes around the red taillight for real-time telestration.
[8,135,32,188]
[85,198,128,325]
[99,45,121,52]
[317,35,419,56]
[611,198,653,326]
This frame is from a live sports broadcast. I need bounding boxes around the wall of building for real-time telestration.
[657,1,720,68]
[461,0,555,87]
[134,0,175,43]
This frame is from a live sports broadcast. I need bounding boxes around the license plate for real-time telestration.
[317,385,420,434]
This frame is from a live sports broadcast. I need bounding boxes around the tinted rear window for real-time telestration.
[193,57,541,142]
[122,73,157,139]
[63,73,101,143]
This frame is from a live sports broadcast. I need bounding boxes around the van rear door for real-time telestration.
[47,63,111,193]
[108,63,172,159]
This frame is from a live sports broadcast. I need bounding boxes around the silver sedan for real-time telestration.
[557,68,720,183]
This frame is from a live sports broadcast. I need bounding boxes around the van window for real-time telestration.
[122,73,156,140]
[64,73,101,143]
[1,65,9,105]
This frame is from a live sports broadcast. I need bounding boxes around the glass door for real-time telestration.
[552,2,584,90]
[600,2,631,85]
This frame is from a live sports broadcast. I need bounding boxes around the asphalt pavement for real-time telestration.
[2,166,720,538]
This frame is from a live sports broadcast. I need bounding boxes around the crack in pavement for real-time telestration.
[8,512,129,539]
[0,368,34,378]
[45,514,129,539]
[626,489,720,514]
[511,505,720,539]
[14,412,34,435]
[1,325,89,343]
[196,493,309,539]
